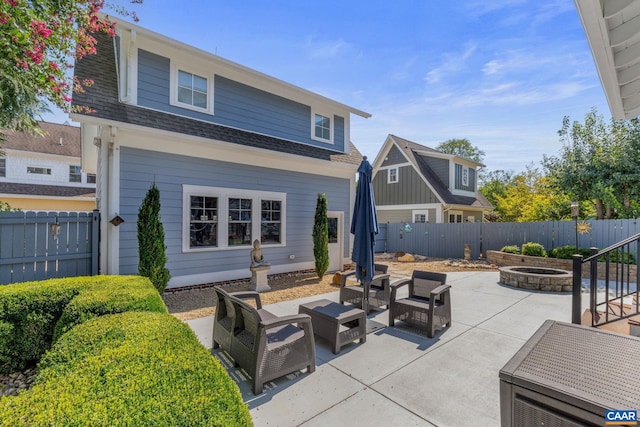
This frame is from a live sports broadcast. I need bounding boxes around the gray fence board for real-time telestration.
[0,210,99,285]
[377,219,640,259]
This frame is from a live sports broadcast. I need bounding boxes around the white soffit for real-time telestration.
[575,0,640,119]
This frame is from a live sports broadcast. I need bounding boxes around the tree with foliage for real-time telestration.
[482,164,579,222]
[0,0,139,136]
[543,108,640,219]
[312,193,329,278]
[137,182,170,293]
[436,138,485,164]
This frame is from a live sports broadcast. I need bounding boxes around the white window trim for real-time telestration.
[462,166,469,186]
[311,110,334,144]
[388,167,399,184]
[170,63,214,115]
[183,185,286,252]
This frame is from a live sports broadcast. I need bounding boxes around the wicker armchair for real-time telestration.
[389,270,451,338]
[213,288,316,394]
[339,263,391,311]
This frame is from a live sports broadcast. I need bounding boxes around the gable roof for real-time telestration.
[2,122,80,157]
[71,30,364,166]
[0,182,95,198]
[379,135,492,208]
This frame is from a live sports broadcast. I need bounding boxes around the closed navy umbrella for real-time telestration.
[351,156,379,317]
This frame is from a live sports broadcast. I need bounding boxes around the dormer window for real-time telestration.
[462,166,469,186]
[312,112,333,143]
[170,65,213,114]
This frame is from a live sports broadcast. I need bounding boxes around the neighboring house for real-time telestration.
[71,18,370,289]
[371,135,492,224]
[0,122,96,211]
[575,1,640,120]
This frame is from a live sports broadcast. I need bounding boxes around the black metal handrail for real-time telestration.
[572,233,640,328]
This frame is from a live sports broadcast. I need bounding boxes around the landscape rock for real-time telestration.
[398,253,415,262]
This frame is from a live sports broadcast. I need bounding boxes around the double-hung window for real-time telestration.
[0,158,5,177]
[388,167,398,184]
[189,195,219,248]
[69,165,82,183]
[183,185,286,252]
[228,198,252,246]
[261,200,281,244]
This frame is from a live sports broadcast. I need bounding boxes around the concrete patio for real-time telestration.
[187,270,574,426]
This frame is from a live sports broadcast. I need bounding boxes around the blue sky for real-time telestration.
[44,0,610,174]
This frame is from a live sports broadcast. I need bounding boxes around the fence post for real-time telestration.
[572,254,583,324]
[91,209,100,275]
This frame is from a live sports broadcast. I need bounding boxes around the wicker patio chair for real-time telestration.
[389,270,451,338]
[227,292,316,394]
[212,287,276,353]
[339,263,391,311]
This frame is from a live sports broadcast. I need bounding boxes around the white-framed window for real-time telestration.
[69,165,82,183]
[27,166,51,175]
[311,112,333,143]
[448,211,463,223]
[388,167,398,184]
[0,158,5,177]
[462,166,469,186]
[183,185,286,252]
[170,65,213,114]
[87,173,96,184]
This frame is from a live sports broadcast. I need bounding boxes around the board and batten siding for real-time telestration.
[373,165,439,206]
[380,145,406,166]
[136,50,345,152]
[454,164,476,192]
[117,147,351,284]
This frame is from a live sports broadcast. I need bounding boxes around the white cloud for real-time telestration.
[306,37,354,60]
[425,43,477,84]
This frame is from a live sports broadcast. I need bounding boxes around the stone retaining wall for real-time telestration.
[487,250,637,281]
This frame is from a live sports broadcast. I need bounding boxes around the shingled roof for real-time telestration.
[0,182,95,198]
[72,31,363,166]
[1,122,80,157]
[388,135,492,208]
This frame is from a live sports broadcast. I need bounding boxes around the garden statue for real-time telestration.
[250,239,270,267]
[249,239,271,292]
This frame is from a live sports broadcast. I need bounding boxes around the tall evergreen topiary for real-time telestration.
[312,193,329,278]
[137,182,170,293]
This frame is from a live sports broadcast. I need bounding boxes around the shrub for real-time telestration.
[548,245,591,259]
[501,245,520,254]
[138,182,171,293]
[0,312,252,426]
[0,276,165,372]
[522,242,547,257]
[313,193,329,278]
[598,250,636,265]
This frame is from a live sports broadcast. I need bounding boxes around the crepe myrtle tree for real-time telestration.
[312,193,329,278]
[0,0,140,137]
[137,182,170,293]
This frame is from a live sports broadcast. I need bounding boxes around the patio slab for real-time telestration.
[186,271,574,426]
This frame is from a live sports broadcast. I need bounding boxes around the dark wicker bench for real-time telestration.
[212,286,316,394]
[299,299,366,354]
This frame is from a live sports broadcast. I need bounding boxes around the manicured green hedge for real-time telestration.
[0,276,166,372]
[0,311,252,426]
[521,242,547,257]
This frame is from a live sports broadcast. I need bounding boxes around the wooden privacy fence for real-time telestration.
[375,219,640,259]
[0,210,99,285]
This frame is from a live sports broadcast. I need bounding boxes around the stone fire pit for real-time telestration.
[499,266,572,292]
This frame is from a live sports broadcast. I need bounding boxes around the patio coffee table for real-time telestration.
[298,299,366,354]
